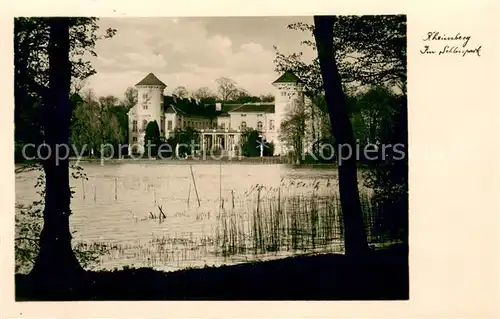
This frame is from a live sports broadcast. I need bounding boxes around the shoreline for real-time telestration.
[14,157,374,170]
[15,243,408,300]
[68,158,372,170]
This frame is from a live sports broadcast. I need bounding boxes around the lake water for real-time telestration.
[15,162,369,272]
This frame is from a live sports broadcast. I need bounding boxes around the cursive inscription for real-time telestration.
[420,31,481,57]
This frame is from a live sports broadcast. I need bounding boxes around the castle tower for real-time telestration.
[129,73,166,155]
[272,71,304,155]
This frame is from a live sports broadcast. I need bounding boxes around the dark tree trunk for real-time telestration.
[30,18,83,277]
[313,16,369,257]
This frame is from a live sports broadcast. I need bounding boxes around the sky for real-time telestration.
[85,17,317,99]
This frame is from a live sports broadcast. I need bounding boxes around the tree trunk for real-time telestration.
[30,18,83,277]
[313,16,369,257]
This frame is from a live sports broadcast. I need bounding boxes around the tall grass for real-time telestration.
[214,182,404,258]
[38,180,406,271]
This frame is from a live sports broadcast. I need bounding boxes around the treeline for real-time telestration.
[173,77,275,105]
[69,88,136,157]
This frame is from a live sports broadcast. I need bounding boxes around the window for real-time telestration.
[220,122,225,129]
[167,120,172,130]
[132,137,138,143]
[257,114,263,117]
[143,103,148,110]
[240,121,247,130]
[160,118,165,133]
[142,119,148,131]
[240,114,247,117]
[269,120,275,130]
[281,91,287,96]
[132,120,138,132]
[257,121,263,131]
[142,93,148,99]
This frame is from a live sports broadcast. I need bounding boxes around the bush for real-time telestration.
[240,129,260,157]
[144,121,161,157]
[263,141,274,156]
[169,127,200,157]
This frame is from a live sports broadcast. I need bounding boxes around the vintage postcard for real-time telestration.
[1,0,498,318]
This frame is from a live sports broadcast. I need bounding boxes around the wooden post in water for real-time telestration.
[219,160,222,209]
[153,185,156,205]
[82,178,85,200]
[187,182,191,207]
[189,165,201,207]
[114,177,117,201]
[231,189,235,209]
[93,184,96,202]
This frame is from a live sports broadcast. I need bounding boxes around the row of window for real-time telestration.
[132,119,275,133]
[239,120,274,131]
[240,113,264,117]
[185,120,210,129]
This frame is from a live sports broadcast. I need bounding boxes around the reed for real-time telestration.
[214,181,398,258]
[68,179,404,271]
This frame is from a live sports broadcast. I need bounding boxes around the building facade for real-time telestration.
[127,71,312,156]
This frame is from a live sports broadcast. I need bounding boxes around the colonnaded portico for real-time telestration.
[199,129,242,157]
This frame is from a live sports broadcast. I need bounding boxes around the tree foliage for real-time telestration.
[279,97,307,164]
[274,15,406,96]
[123,87,138,110]
[192,86,213,99]
[215,77,238,103]
[172,86,189,99]
[167,127,200,157]
[349,85,400,145]
[259,93,275,102]
[14,17,117,146]
[70,90,126,157]
[240,129,261,157]
[239,129,274,157]
[144,121,161,157]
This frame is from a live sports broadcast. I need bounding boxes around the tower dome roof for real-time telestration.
[272,71,303,84]
[135,73,167,87]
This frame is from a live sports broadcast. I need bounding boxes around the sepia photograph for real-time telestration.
[14,15,408,300]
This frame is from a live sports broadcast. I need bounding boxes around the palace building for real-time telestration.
[127,71,309,156]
